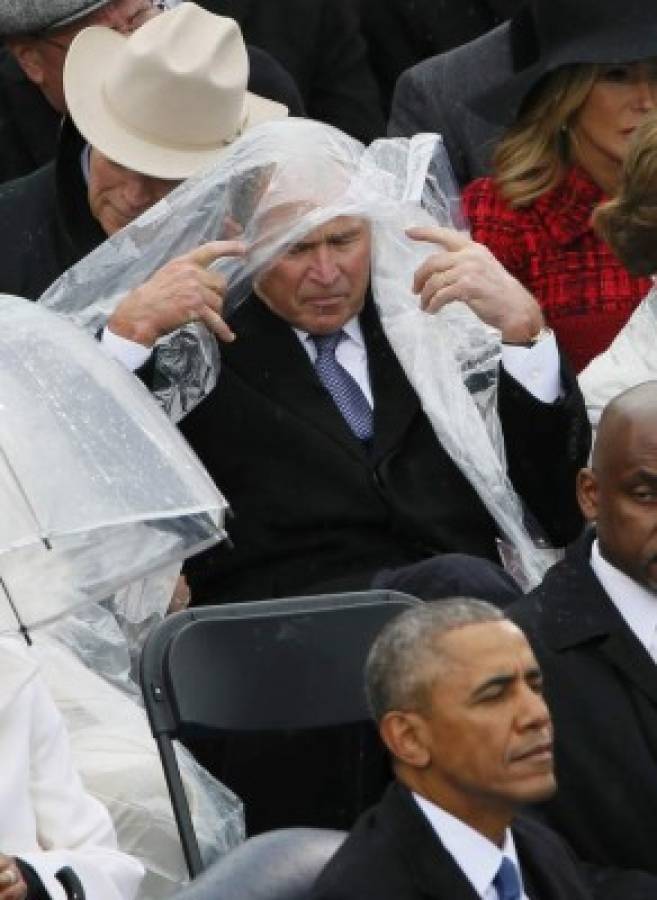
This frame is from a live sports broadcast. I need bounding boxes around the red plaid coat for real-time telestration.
[462,166,651,372]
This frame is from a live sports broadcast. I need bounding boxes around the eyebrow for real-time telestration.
[291,228,363,252]
[470,666,542,700]
[628,469,657,487]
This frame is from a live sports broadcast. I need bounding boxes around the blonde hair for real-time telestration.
[493,64,599,208]
[593,113,657,275]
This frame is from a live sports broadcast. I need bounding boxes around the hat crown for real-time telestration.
[516,0,657,71]
[104,4,248,149]
[0,0,108,35]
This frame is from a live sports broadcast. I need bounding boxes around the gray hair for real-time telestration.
[365,597,504,722]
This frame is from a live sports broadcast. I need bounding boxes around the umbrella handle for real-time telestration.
[55,867,85,900]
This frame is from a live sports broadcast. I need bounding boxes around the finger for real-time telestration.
[198,305,236,343]
[184,240,246,269]
[406,225,470,253]
[413,252,454,294]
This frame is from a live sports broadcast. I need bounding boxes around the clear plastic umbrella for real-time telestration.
[0,294,227,636]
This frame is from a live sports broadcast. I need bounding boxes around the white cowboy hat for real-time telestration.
[63,1,288,180]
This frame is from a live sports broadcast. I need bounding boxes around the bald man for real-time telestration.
[509,380,657,874]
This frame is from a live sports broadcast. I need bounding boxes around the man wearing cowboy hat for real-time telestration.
[0,2,302,317]
[0,0,167,185]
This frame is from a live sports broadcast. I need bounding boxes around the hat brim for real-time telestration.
[64,25,289,180]
[468,22,657,126]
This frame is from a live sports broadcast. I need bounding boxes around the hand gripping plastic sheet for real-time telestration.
[41,117,557,587]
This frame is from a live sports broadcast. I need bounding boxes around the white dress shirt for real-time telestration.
[413,794,529,900]
[103,306,562,406]
[590,539,657,657]
[293,315,561,406]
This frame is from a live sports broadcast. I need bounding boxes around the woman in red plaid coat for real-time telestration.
[461,0,655,372]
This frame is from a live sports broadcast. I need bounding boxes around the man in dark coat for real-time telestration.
[311,599,657,900]
[196,0,385,144]
[361,0,520,117]
[509,381,657,874]
[0,0,166,185]
[0,8,303,300]
[388,20,511,186]
[165,190,590,604]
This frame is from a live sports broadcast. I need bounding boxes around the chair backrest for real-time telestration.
[172,828,346,900]
[140,591,419,876]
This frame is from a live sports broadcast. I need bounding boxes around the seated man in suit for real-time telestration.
[509,381,657,873]
[92,117,590,606]
[311,598,657,899]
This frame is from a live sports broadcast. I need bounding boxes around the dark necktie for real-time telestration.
[493,857,522,900]
[311,331,373,441]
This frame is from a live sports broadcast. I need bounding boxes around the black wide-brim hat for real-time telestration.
[469,0,657,125]
[0,0,110,35]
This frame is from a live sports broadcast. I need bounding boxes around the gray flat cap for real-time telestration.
[0,0,111,35]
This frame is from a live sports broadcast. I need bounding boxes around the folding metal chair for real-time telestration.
[140,590,419,876]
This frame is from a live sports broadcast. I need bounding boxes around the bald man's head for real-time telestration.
[578,382,657,590]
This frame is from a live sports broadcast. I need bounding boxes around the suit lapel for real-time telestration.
[360,296,421,464]
[225,295,369,463]
[540,533,657,706]
[382,784,483,900]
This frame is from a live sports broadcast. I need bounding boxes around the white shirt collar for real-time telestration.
[412,793,523,899]
[590,539,657,653]
[293,315,364,348]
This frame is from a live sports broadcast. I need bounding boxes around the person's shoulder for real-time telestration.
[311,796,411,900]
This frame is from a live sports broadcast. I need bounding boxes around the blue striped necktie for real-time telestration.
[311,331,373,441]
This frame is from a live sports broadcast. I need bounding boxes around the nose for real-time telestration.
[308,244,340,285]
[632,75,657,112]
[123,174,155,209]
[516,685,551,733]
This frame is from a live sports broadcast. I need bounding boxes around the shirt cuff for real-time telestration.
[100,327,152,372]
[501,331,560,403]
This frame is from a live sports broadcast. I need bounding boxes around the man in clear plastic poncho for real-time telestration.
[44,118,591,609]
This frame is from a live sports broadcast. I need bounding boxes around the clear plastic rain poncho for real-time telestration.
[41,117,559,589]
[0,297,242,894]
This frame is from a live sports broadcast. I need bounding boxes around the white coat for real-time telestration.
[579,285,657,429]
[0,636,144,900]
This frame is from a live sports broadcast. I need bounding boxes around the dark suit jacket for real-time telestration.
[0,49,62,186]
[180,292,589,605]
[388,22,511,186]
[310,781,649,900]
[509,531,657,873]
[361,0,520,116]
[197,0,385,143]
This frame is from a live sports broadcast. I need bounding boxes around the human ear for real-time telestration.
[576,467,599,522]
[5,39,47,87]
[379,711,431,769]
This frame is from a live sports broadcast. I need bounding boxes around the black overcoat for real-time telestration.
[180,292,589,605]
[509,531,657,874]
[198,0,385,143]
[310,781,657,900]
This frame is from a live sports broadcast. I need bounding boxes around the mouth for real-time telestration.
[510,741,553,764]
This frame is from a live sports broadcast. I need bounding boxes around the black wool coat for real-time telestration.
[310,781,657,900]
[361,0,521,115]
[509,531,657,874]
[0,45,305,300]
[388,21,512,186]
[197,0,385,143]
[0,49,62,186]
[180,293,589,605]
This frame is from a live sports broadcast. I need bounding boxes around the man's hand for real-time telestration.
[407,226,545,342]
[107,240,246,347]
[0,857,26,900]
